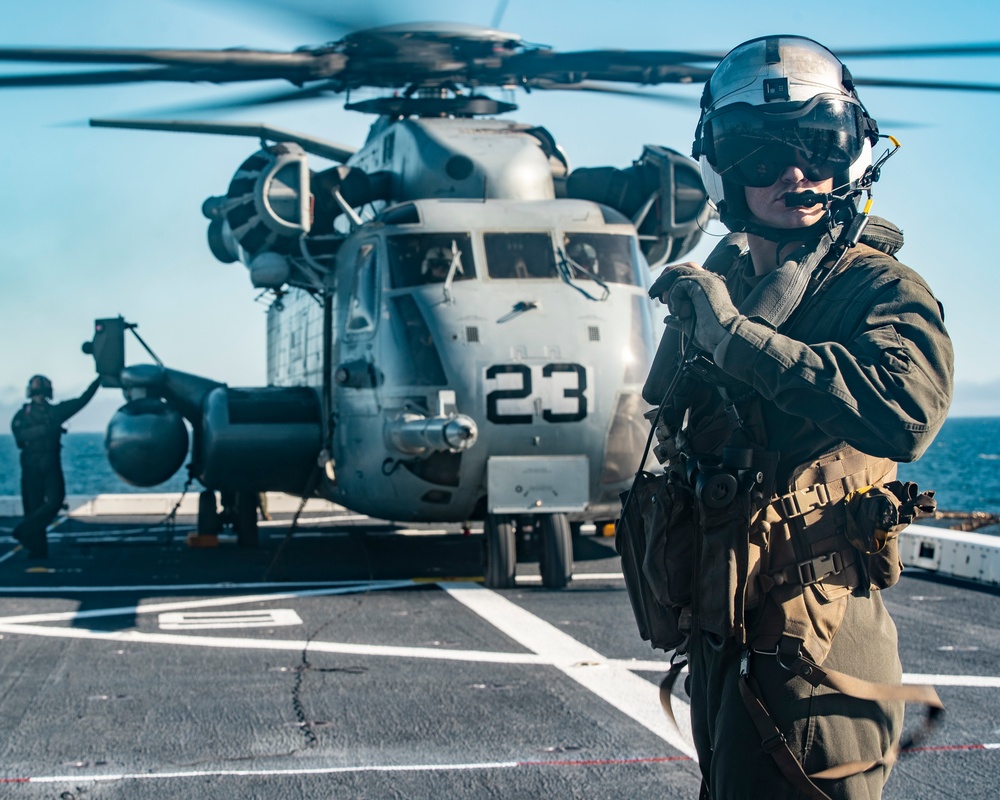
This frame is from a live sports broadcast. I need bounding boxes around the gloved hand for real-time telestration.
[667,272,742,354]
[648,262,702,303]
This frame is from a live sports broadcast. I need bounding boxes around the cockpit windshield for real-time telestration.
[484,233,558,279]
[562,233,639,285]
[387,233,475,288]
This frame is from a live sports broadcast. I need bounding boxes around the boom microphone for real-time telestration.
[784,191,829,208]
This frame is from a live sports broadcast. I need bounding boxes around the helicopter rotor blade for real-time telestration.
[89,117,357,162]
[854,76,1000,93]
[491,0,512,30]
[122,82,345,118]
[0,66,278,88]
[526,79,700,107]
[508,49,719,85]
[0,46,321,68]
[833,42,1000,59]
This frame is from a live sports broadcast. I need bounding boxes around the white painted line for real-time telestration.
[49,529,191,539]
[158,609,303,630]
[0,574,624,594]
[0,545,22,564]
[440,582,696,759]
[3,754,699,785]
[612,658,678,672]
[259,514,372,527]
[0,578,408,594]
[0,623,550,664]
[0,581,418,625]
[903,673,1000,688]
[12,760,520,784]
[7,743,998,786]
[515,572,623,584]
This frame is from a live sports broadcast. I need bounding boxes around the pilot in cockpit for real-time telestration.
[566,241,599,276]
[421,246,454,282]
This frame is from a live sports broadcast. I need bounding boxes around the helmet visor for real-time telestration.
[707,96,867,188]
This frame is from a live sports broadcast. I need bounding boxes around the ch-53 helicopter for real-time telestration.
[2,19,998,588]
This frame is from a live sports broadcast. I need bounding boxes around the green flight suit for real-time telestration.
[651,223,953,798]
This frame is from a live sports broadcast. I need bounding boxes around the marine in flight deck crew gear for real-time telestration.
[626,35,953,800]
[11,376,100,558]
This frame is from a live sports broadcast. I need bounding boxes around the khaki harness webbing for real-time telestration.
[738,672,834,800]
[737,646,944,792]
[657,658,688,735]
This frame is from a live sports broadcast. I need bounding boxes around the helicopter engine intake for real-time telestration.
[565,145,713,267]
[386,413,479,456]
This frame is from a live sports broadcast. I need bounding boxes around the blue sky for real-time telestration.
[1,0,997,430]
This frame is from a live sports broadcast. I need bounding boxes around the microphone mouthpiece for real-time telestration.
[784,191,828,208]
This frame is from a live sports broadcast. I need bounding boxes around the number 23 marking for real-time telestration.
[485,363,588,424]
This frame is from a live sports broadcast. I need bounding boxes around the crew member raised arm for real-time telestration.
[11,375,100,559]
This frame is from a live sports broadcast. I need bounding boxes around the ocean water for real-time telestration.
[0,433,189,496]
[894,417,1000,514]
[0,419,997,513]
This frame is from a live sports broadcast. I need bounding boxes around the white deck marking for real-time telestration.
[902,673,1000,688]
[8,757,695,785]
[0,581,417,625]
[11,760,521,784]
[0,622,549,664]
[0,545,22,564]
[0,579,402,593]
[440,582,696,758]
[516,572,623,584]
[7,745,999,785]
[158,609,303,630]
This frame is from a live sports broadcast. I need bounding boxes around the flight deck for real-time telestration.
[0,500,996,799]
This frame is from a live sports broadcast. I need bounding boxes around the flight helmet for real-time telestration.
[27,375,53,400]
[692,35,879,238]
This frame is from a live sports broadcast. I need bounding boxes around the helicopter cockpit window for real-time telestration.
[562,233,639,285]
[387,233,475,288]
[346,241,379,335]
[484,233,557,280]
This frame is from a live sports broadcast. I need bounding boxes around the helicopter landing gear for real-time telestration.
[484,513,516,589]
[539,513,573,589]
[233,490,259,548]
[197,490,219,537]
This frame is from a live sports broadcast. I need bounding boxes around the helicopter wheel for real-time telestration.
[234,490,260,548]
[197,490,219,536]
[484,513,516,589]
[539,513,573,589]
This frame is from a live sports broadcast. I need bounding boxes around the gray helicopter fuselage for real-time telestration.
[268,196,655,523]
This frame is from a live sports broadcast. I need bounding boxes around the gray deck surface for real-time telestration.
[0,511,996,799]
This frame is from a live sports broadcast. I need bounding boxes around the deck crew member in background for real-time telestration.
[641,36,953,798]
[11,375,100,558]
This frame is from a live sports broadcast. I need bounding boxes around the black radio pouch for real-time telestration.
[616,471,694,652]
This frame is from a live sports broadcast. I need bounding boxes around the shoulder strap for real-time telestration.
[738,231,835,331]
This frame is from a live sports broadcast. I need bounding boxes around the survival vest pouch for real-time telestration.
[846,480,937,590]
[689,447,777,645]
[616,471,694,651]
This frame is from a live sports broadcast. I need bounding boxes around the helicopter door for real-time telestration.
[344,240,380,338]
[335,239,382,420]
